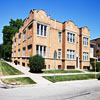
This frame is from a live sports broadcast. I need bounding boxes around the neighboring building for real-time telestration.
[90,42,97,62]
[12,9,90,70]
[91,38,100,62]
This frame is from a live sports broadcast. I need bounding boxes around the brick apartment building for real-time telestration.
[12,9,90,70]
[91,38,100,62]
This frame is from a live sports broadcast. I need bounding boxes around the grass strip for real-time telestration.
[43,70,82,73]
[1,77,36,85]
[0,61,23,76]
[43,74,99,83]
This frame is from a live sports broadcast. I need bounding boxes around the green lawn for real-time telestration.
[43,70,82,73]
[43,74,98,83]
[0,61,23,76]
[1,77,36,85]
[85,70,95,72]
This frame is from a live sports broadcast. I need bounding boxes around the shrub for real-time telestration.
[90,62,95,71]
[96,62,100,72]
[29,55,45,73]
[91,62,100,72]
[97,73,100,80]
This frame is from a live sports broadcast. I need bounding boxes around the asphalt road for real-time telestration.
[0,79,100,100]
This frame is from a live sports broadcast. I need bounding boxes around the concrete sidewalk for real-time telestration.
[6,62,53,85]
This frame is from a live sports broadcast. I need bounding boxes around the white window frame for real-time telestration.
[19,34,21,44]
[83,37,88,46]
[67,49,75,60]
[83,52,88,61]
[67,32,75,43]
[58,32,62,42]
[37,23,47,37]
[58,49,61,59]
[23,30,26,41]
[36,45,46,57]
[23,47,26,57]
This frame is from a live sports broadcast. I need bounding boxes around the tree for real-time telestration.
[2,19,23,60]
[0,44,4,59]
[29,55,45,73]
[91,62,100,72]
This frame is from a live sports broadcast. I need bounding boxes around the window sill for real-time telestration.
[67,41,75,44]
[37,35,47,38]
[83,60,89,62]
[66,58,75,60]
[58,58,62,59]
[83,45,88,47]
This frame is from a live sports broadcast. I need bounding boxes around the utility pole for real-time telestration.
[95,59,96,78]
[54,50,57,83]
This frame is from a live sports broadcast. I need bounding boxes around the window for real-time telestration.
[72,51,75,60]
[58,32,62,42]
[83,37,88,46]
[67,32,69,41]
[58,65,61,70]
[83,52,88,61]
[83,66,89,69]
[67,50,69,59]
[67,49,75,60]
[23,47,26,56]
[28,24,32,30]
[19,34,21,44]
[18,49,20,57]
[40,46,42,55]
[23,30,26,41]
[73,34,75,43]
[98,56,100,61]
[44,65,46,69]
[28,44,32,49]
[36,45,46,57]
[58,49,61,59]
[44,26,47,36]
[22,63,25,67]
[36,45,39,55]
[43,46,46,57]
[37,23,47,37]
[37,24,40,35]
[67,32,75,43]
[70,33,72,42]
[98,44,100,50]
[41,25,43,36]
[67,66,75,69]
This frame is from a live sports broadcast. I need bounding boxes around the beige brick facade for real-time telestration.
[12,9,90,70]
